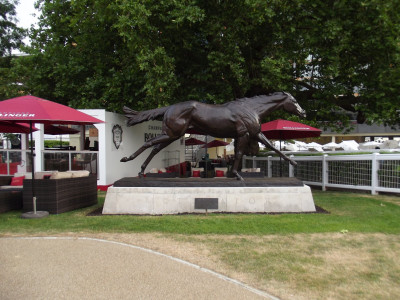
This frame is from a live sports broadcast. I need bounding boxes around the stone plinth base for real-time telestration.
[103,177,316,215]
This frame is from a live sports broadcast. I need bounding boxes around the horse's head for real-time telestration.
[282,92,306,118]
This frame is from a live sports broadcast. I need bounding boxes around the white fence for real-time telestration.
[243,153,400,195]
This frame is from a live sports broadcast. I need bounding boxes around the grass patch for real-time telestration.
[1,190,400,235]
[181,233,400,299]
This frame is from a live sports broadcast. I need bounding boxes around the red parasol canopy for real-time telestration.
[0,122,81,136]
[185,128,205,135]
[0,121,38,133]
[261,119,321,140]
[202,139,230,148]
[0,95,103,125]
[44,124,80,135]
[185,137,206,146]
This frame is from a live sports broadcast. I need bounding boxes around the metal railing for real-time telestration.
[0,149,98,177]
[243,153,400,195]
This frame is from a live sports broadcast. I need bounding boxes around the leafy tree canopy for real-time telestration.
[0,0,25,56]
[0,0,26,99]
[7,0,400,129]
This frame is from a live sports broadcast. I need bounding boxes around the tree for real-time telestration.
[0,0,26,99]
[11,0,400,128]
[0,0,25,56]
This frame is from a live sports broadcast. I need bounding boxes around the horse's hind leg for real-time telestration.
[120,134,176,163]
[138,139,176,177]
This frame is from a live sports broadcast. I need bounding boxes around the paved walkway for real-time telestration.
[0,237,277,299]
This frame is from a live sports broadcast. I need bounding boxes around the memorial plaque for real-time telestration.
[195,198,218,209]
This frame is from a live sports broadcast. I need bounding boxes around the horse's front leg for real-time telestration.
[256,133,297,166]
[120,146,147,163]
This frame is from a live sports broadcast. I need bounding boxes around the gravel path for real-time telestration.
[0,237,277,300]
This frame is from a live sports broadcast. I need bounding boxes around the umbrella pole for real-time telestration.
[205,135,208,177]
[30,121,36,214]
[279,139,282,177]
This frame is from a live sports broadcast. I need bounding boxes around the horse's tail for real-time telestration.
[123,106,169,127]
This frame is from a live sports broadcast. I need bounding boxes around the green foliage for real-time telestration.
[0,0,26,99]
[0,0,26,56]
[0,56,15,99]
[5,0,400,128]
[44,140,69,148]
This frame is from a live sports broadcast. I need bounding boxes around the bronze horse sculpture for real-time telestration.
[121,92,306,180]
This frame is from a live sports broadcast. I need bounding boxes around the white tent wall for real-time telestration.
[80,110,185,187]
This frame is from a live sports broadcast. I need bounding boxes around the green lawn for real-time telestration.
[1,190,399,235]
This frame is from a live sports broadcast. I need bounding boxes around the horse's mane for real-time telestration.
[233,92,286,104]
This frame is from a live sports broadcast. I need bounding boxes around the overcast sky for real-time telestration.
[12,0,38,53]
[15,0,38,29]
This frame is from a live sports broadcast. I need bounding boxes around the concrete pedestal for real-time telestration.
[103,177,316,215]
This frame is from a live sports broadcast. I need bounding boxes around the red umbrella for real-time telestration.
[185,137,206,162]
[261,119,321,139]
[261,119,321,177]
[202,139,230,148]
[0,122,80,136]
[44,125,81,150]
[0,121,38,133]
[0,95,103,124]
[200,139,229,172]
[185,137,206,146]
[0,95,104,217]
[185,128,204,135]
[44,124,80,135]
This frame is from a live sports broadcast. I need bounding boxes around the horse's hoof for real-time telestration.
[290,160,297,166]
[120,157,129,162]
[236,175,244,181]
[138,172,144,178]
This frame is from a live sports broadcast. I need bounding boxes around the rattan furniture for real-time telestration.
[23,175,97,214]
[0,176,23,213]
